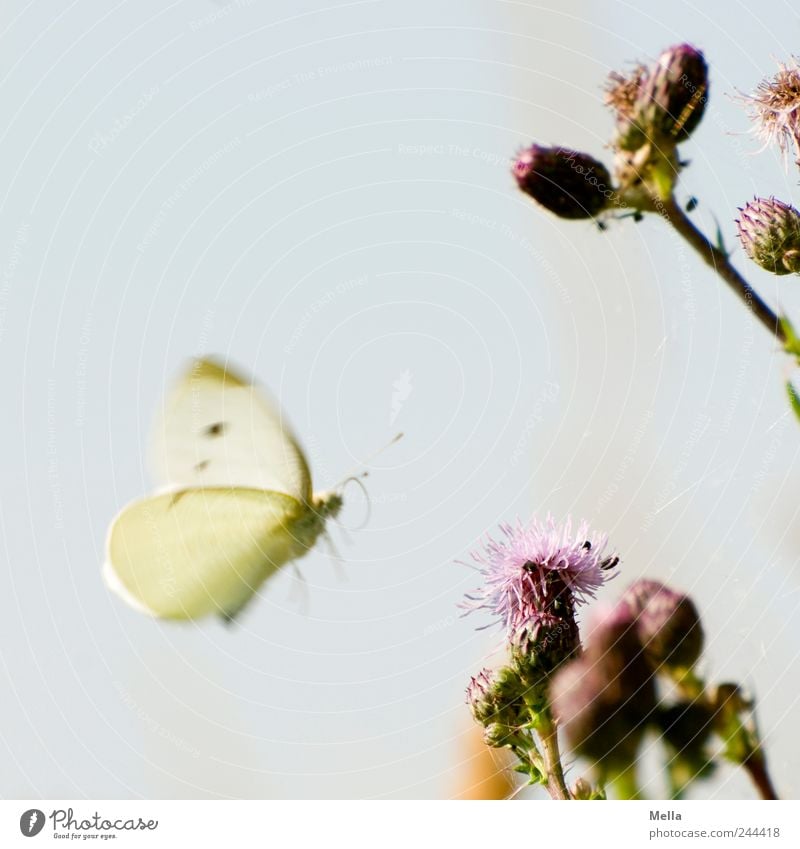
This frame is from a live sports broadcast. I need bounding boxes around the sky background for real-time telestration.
[2,0,800,799]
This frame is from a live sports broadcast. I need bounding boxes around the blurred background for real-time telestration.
[1,0,800,799]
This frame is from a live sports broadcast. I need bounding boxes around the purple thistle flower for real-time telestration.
[462,515,616,641]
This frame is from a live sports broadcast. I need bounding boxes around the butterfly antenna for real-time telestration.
[332,432,403,490]
[339,474,373,531]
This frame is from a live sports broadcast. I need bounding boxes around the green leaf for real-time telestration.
[713,220,729,257]
[781,314,800,358]
[787,381,800,423]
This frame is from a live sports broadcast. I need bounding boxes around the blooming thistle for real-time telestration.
[736,197,800,275]
[741,57,800,166]
[463,516,617,655]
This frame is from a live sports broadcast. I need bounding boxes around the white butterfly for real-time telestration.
[104,357,344,622]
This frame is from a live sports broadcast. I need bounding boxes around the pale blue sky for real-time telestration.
[1,0,799,799]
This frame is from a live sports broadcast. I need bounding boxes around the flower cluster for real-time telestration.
[511,41,800,426]
[463,527,776,799]
[737,58,800,409]
[550,579,705,784]
[512,43,710,222]
[736,58,800,284]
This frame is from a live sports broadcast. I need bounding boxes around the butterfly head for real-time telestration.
[313,490,344,521]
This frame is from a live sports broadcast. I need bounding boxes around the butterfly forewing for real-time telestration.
[151,358,312,502]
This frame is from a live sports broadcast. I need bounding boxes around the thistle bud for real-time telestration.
[483,722,513,749]
[550,619,657,771]
[571,777,605,800]
[466,669,496,724]
[465,666,526,729]
[736,197,800,275]
[619,580,704,671]
[513,145,613,219]
[642,44,708,141]
[571,777,593,799]
[609,44,708,151]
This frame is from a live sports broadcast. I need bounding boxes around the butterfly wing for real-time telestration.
[104,487,315,620]
[151,357,312,502]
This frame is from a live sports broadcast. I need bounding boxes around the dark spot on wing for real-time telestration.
[582,540,592,550]
[168,491,190,509]
[204,421,227,437]
[194,460,210,472]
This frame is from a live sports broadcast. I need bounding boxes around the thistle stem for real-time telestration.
[673,671,779,800]
[537,713,571,800]
[659,197,785,344]
[742,751,779,801]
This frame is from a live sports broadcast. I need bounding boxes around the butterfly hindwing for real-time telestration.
[104,487,315,620]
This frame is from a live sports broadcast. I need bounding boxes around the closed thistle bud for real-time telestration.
[571,777,605,800]
[465,667,526,729]
[466,669,496,724]
[550,620,657,771]
[483,722,510,748]
[640,44,708,142]
[571,777,593,800]
[513,145,612,219]
[609,44,708,151]
[620,580,704,671]
[736,197,800,275]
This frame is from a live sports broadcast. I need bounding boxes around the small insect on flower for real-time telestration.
[741,57,800,167]
[462,515,617,643]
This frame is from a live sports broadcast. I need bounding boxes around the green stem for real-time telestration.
[742,751,779,801]
[537,713,571,800]
[673,673,779,801]
[660,197,785,344]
